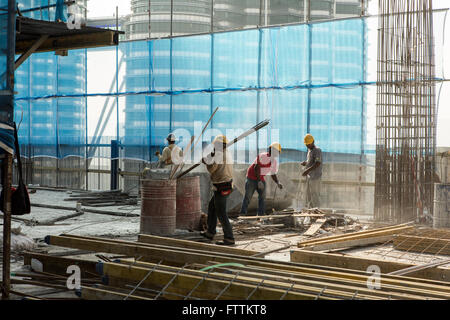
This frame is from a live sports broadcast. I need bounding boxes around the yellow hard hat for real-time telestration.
[213,134,228,144]
[270,142,282,153]
[304,134,314,146]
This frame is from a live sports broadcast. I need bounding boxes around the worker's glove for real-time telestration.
[277,183,283,190]
[257,181,265,190]
[155,151,160,156]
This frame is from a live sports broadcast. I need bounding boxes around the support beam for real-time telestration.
[290,250,450,282]
[97,262,326,300]
[43,234,450,296]
[299,235,394,251]
[15,31,119,54]
[137,234,259,257]
[14,35,48,71]
[297,224,414,248]
[76,286,151,300]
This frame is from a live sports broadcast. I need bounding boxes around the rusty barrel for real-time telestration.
[140,179,176,235]
[176,176,202,230]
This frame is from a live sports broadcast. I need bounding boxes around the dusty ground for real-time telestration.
[1,188,448,300]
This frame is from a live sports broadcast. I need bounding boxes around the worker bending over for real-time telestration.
[301,134,322,208]
[155,133,182,168]
[240,142,283,216]
[201,135,235,246]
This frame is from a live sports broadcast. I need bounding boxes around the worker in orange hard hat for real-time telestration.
[301,134,322,208]
[200,134,235,246]
[240,142,283,217]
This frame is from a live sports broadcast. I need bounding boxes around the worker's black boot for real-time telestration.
[200,231,214,240]
[216,238,235,246]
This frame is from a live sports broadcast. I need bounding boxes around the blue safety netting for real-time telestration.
[14,17,370,163]
[17,0,62,21]
[0,0,15,155]
[0,0,8,92]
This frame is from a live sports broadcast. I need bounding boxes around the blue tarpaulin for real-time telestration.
[14,17,369,163]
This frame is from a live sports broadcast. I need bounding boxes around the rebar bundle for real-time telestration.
[375,0,436,223]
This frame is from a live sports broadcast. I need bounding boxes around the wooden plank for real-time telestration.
[290,250,450,282]
[239,213,325,220]
[77,286,150,300]
[16,31,118,54]
[100,260,450,300]
[298,225,414,248]
[115,260,434,300]
[45,235,258,266]
[98,262,336,300]
[300,235,394,251]
[59,234,263,258]
[137,234,259,257]
[303,218,327,236]
[44,235,450,296]
[389,259,450,277]
[297,223,414,246]
[22,252,98,278]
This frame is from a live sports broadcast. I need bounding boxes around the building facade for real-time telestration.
[124,0,364,40]
[122,0,367,162]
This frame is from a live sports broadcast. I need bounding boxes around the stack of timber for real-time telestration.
[290,250,450,282]
[297,223,415,251]
[64,190,138,207]
[11,233,450,300]
[393,228,450,256]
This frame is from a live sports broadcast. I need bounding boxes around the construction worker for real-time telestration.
[200,135,235,246]
[301,134,322,208]
[155,133,182,168]
[239,142,283,216]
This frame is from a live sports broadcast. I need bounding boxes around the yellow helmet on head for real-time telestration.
[304,134,314,146]
[269,142,282,154]
[213,134,229,145]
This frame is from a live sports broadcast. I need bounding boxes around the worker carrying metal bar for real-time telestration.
[239,142,283,216]
[155,133,182,168]
[301,134,322,208]
[200,135,235,246]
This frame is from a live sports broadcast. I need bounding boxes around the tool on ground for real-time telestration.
[176,119,271,180]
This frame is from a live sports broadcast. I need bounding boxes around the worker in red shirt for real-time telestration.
[239,142,283,216]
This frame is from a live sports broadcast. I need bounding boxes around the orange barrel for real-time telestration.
[140,179,177,235]
[176,176,202,230]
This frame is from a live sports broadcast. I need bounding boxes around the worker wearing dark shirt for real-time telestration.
[301,134,322,208]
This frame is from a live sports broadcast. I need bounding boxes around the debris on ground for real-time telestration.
[64,190,138,207]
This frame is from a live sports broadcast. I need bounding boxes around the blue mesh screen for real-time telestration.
[14,18,369,162]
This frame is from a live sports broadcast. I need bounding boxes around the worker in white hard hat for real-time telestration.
[301,134,322,208]
[200,135,235,246]
[240,142,283,216]
[155,133,182,168]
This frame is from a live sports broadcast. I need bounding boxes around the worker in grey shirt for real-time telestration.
[300,134,322,208]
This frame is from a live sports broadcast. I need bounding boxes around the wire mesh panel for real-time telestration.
[375,0,437,223]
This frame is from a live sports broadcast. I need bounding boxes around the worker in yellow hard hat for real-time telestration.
[200,134,235,246]
[240,142,283,216]
[301,134,322,208]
